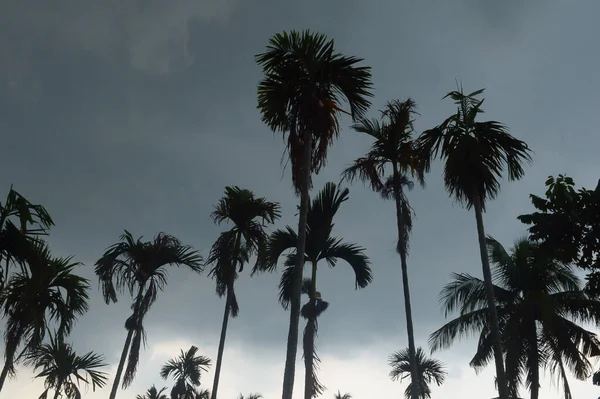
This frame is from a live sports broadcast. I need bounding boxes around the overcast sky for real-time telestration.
[2,0,600,398]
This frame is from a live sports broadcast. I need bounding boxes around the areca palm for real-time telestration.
[256,30,373,399]
[206,186,280,399]
[264,182,372,399]
[0,187,54,292]
[342,98,425,399]
[429,237,600,399]
[160,345,211,399]
[334,391,352,399]
[95,230,203,399]
[137,385,169,399]
[25,332,108,399]
[238,394,262,399]
[0,240,89,391]
[389,347,446,399]
[416,86,532,399]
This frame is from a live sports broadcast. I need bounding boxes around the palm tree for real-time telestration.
[256,29,373,399]
[160,345,211,399]
[95,231,203,399]
[0,186,54,292]
[206,186,280,399]
[0,240,89,391]
[264,182,372,399]
[136,385,169,399]
[389,347,446,399]
[429,237,600,399]
[238,394,262,399]
[342,98,425,398]
[416,86,532,399]
[334,391,352,399]
[194,389,211,399]
[25,332,108,399]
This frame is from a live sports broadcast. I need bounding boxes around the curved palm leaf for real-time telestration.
[389,347,447,399]
[136,385,169,399]
[333,391,352,399]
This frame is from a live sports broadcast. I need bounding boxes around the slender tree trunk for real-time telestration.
[303,261,318,399]
[0,353,13,392]
[282,131,313,399]
[109,285,145,399]
[392,165,420,399]
[473,193,508,399]
[211,285,233,399]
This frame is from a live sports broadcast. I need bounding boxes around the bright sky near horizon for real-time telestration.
[2,0,600,398]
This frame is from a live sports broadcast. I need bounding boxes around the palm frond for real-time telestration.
[318,239,372,289]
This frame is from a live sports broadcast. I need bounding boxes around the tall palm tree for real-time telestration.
[95,231,203,399]
[160,345,211,399]
[416,86,532,399]
[264,182,372,399]
[25,332,108,399]
[256,30,373,399]
[0,240,89,391]
[0,186,54,292]
[334,391,352,399]
[206,186,280,399]
[429,237,600,399]
[136,385,169,399]
[342,98,425,398]
[389,347,447,399]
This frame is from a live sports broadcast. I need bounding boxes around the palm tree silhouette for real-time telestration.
[343,98,425,399]
[389,347,446,399]
[160,345,211,399]
[206,186,280,399]
[256,30,373,399]
[416,86,532,399]
[0,240,89,391]
[25,331,108,399]
[430,237,600,399]
[136,385,169,399]
[95,230,203,399]
[264,182,372,398]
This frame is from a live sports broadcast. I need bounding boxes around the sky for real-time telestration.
[1,0,600,398]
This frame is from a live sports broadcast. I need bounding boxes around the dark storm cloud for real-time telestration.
[1,0,600,386]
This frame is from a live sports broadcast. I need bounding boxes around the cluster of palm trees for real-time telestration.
[1,28,599,399]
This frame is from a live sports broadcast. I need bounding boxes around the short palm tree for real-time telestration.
[25,332,108,399]
[429,237,600,399]
[416,86,532,399]
[206,186,280,399]
[342,98,425,399]
[256,30,373,399]
[0,186,54,292]
[264,182,372,399]
[389,347,446,399]
[0,240,89,391]
[95,230,203,399]
[160,345,211,399]
[194,389,211,399]
[136,385,169,399]
[334,391,352,399]
[238,394,262,399]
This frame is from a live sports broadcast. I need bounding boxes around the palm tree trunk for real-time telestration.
[282,131,312,399]
[210,285,233,399]
[109,284,145,399]
[303,261,318,399]
[0,357,12,392]
[392,165,420,399]
[473,193,509,399]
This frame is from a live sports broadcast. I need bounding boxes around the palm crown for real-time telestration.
[25,332,108,399]
[0,240,89,379]
[256,30,373,192]
[389,347,447,399]
[136,385,169,399]
[160,345,211,399]
[429,237,600,398]
[94,230,203,389]
[416,86,532,210]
